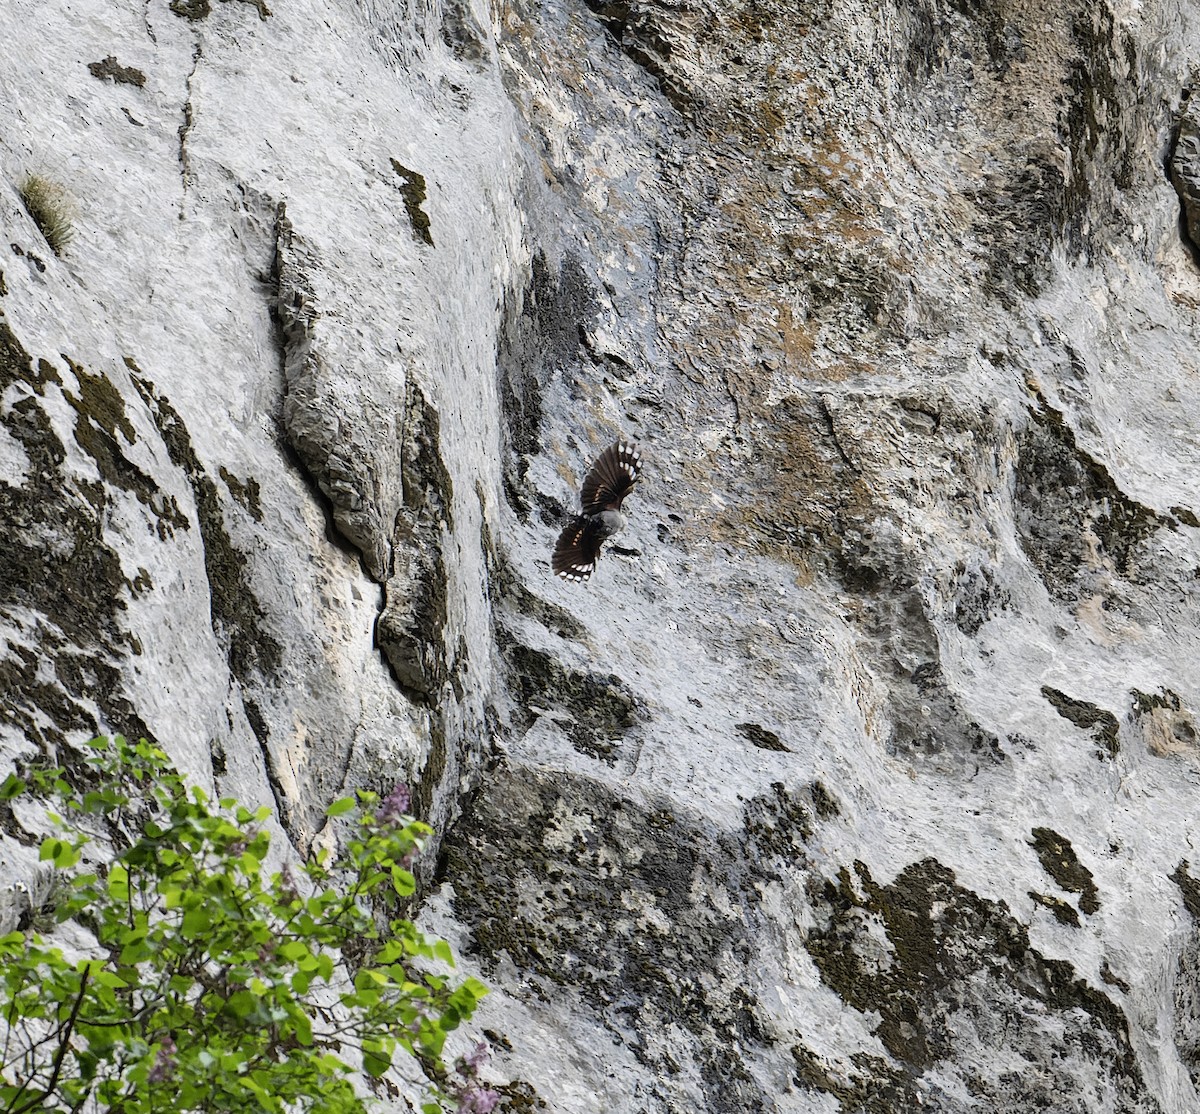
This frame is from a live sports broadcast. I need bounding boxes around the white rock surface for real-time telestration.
[5,0,1200,1109]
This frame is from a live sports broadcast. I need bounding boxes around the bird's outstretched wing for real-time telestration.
[581,441,641,514]
[552,516,605,582]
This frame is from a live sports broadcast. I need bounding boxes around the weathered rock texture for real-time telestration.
[5,0,1200,1109]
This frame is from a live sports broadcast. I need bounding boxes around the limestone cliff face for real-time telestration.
[5,0,1200,1109]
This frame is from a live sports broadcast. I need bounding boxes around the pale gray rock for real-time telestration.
[6,0,1200,1110]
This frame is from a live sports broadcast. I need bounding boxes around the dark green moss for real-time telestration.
[803,857,1142,1097]
[1041,686,1120,760]
[1030,828,1100,914]
[62,360,189,539]
[219,466,264,522]
[444,772,767,1110]
[87,55,146,86]
[743,781,813,868]
[1132,687,1181,715]
[735,722,789,751]
[1029,890,1082,927]
[492,1080,547,1113]
[1171,861,1200,920]
[170,0,210,16]
[810,780,840,819]
[1017,393,1166,606]
[792,1043,919,1113]
[0,327,152,752]
[390,160,434,247]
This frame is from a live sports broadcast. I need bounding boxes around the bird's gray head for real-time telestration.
[595,508,627,540]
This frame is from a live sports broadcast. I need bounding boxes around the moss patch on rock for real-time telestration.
[444,770,769,1110]
[1172,861,1200,920]
[801,858,1150,1110]
[0,325,152,752]
[1030,890,1082,927]
[499,636,639,762]
[735,722,789,751]
[389,160,434,247]
[1029,827,1100,914]
[1041,686,1120,760]
[87,56,146,86]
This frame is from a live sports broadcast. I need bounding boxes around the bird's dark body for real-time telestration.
[552,442,641,582]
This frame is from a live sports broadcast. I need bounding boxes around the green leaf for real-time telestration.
[0,773,25,801]
[181,906,211,937]
[326,796,357,818]
[277,940,309,962]
[362,1048,391,1078]
[391,865,416,897]
[107,862,129,902]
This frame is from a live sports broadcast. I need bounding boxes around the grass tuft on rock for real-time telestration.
[17,174,74,256]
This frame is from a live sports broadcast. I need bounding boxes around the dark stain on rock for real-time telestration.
[952,561,1011,636]
[1030,827,1100,914]
[1172,861,1200,920]
[497,251,596,520]
[890,656,1004,769]
[1101,959,1131,995]
[484,525,588,643]
[500,636,639,762]
[1016,393,1165,604]
[129,362,282,684]
[440,0,490,64]
[1041,685,1120,760]
[580,0,690,114]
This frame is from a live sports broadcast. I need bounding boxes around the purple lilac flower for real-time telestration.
[457,1086,500,1113]
[378,782,411,824]
[277,862,299,903]
[148,1034,176,1083]
[465,1041,490,1072]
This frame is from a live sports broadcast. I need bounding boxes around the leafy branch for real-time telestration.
[0,736,496,1114]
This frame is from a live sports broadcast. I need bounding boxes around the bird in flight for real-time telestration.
[552,441,642,582]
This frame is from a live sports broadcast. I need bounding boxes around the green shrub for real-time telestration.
[0,736,492,1113]
[16,175,73,256]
